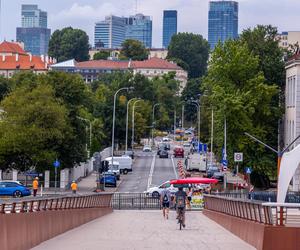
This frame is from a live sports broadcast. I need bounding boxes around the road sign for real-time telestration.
[245,167,252,174]
[234,153,243,162]
[53,160,60,168]
[222,159,228,167]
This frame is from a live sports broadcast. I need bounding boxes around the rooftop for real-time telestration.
[0,41,27,55]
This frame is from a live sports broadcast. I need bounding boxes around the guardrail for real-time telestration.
[0,193,112,214]
[204,194,300,226]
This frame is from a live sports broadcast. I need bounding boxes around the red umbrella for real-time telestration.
[170,177,218,185]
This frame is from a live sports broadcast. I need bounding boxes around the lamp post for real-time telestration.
[132,99,142,150]
[188,100,200,144]
[210,108,214,165]
[174,109,176,141]
[126,98,139,152]
[77,116,92,159]
[112,87,133,165]
[152,103,160,146]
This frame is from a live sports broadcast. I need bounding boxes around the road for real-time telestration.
[117,150,178,192]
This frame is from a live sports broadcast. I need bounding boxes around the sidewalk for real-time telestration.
[76,172,98,193]
[32,210,255,250]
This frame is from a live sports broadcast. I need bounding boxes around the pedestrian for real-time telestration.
[32,177,39,197]
[71,181,78,194]
[160,188,171,219]
[186,187,193,210]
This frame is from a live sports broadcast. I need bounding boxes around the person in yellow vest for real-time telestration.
[32,177,39,197]
[71,181,78,194]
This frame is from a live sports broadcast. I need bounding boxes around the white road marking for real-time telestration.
[147,154,156,190]
[171,156,178,179]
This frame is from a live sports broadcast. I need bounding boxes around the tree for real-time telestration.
[0,85,70,172]
[48,27,90,62]
[167,33,209,78]
[93,51,110,60]
[0,76,11,101]
[202,40,279,176]
[120,39,149,61]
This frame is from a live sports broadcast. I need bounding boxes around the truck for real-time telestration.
[104,156,133,174]
[185,153,207,172]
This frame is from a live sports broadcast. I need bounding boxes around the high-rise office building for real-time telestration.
[125,14,152,48]
[94,15,126,49]
[16,5,51,55]
[162,10,177,48]
[208,1,238,49]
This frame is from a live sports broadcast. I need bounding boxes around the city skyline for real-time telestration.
[0,0,300,48]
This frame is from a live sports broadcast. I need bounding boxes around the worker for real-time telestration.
[32,177,39,197]
[71,181,78,194]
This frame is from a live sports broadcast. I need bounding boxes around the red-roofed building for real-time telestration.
[0,41,54,78]
[51,57,188,90]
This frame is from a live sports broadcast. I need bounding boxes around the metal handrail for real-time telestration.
[0,193,113,214]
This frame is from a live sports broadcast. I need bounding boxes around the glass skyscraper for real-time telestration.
[163,10,177,48]
[94,15,126,48]
[16,5,50,55]
[125,14,152,48]
[208,1,238,49]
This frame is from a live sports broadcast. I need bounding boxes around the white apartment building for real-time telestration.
[278,31,300,49]
[285,54,300,191]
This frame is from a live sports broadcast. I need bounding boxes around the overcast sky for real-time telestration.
[1,0,300,47]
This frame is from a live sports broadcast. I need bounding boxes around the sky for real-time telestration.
[1,0,300,48]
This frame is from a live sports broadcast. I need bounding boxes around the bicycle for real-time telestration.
[177,207,185,230]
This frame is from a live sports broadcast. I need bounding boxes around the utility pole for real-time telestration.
[152,103,160,146]
[181,105,184,130]
[174,109,176,141]
[210,109,214,164]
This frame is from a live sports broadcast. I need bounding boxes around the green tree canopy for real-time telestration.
[93,51,110,60]
[49,27,90,62]
[167,33,209,79]
[120,39,149,61]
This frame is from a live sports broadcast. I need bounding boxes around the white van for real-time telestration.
[107,161,120,180]
[185,154,207,172]
[105,156,133,174]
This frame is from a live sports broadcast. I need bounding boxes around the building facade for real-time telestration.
[278,31,300,49]
[16,4,51,55]
[163,10,177,48]
[285,54,300,191]
[0,41,52,78]
[208,1,238,49]
[125,14,152,48]
[51,57,187,91]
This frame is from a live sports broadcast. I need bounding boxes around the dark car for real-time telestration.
[164,144,171,151]
[174,147,184,158]
[159,150,168,158]
[0,181,31,198]
[99,175,117,187]
[206,166,220,178]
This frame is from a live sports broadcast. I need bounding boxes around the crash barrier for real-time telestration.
[112,193,161,210]
[0,193,113,250]
[203,194,300,250]
[177,160,186,178]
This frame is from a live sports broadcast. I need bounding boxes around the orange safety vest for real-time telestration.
[32,180,38,190]
[71,182,77,191]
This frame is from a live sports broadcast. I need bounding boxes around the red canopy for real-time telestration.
[170,177,218,185]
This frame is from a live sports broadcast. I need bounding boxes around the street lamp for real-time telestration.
[77,116,92,159]
[152,103,160,146]
[187,101,200,143]
[132,99,142,150]
[112,87,134,163]
[126,98,140,152]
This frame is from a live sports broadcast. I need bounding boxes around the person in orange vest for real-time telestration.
[32,177,39,197]
[71,181,78,194]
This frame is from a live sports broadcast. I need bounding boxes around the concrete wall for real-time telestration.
[0,207,113,250]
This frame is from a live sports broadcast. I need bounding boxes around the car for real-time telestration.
[183,142,191,148]
[174,147,184,158]
[145,181,178,197]
[213,172,224,182]
[162,137,170,142]
[99,175,117,187]
[206,166,220,178]
[124,150,134,159]
[164,143,171,151]
[0,181,31,198]
[159,150,168,158]
[143,145,152,152]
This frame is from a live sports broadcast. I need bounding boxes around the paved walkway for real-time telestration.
[32,210,255,250]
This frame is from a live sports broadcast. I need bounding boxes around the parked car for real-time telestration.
[99,175,117,187]
[145,180,178,197]
[143,145,152,152]
[174,146,184,158]
[206,166,220,178]
[159,150,168,158]
[0,181,31,198]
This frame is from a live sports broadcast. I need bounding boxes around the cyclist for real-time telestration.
[174,186,187,228]
[160,188,171,219]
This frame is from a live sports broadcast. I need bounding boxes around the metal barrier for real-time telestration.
[204,194,300,226]
[0,193,112,214]
[112,193,161,210]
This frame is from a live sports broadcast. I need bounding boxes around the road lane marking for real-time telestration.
[171,156,178,179]
[147,154,156,190]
